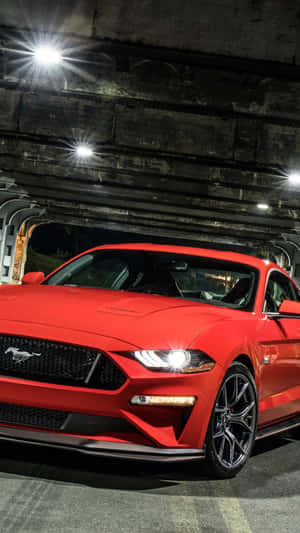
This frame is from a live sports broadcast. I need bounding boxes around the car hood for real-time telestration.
[0,285,235,348]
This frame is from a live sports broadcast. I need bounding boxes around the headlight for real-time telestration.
[129,349,215,373]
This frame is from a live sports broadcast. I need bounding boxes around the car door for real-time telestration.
[258,270,300,425]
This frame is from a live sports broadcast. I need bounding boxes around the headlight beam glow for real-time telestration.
[167,350,191,369]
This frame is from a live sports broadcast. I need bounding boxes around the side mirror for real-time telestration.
[278,300,300,315]
[22,272,45,285]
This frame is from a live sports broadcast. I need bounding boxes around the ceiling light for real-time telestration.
[257,203,269,210]
[75,145,94,158]
[288,173,300,184]
[34,45,62,66]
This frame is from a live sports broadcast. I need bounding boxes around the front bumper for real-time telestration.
[0,323,225,454]
[0,426,205,462]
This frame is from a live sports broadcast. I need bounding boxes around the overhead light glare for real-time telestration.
[76,145,94,158]
[257,203,269,210]
[34,45,62,66]
[289,172,300,184]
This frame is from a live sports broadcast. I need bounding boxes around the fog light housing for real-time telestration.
[131,395,196,407]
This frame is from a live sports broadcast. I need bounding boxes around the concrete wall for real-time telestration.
[0,0,298,63]
[2,85,300,170]
[0,1,299,253]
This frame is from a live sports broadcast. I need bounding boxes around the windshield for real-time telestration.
[44,250,258,310]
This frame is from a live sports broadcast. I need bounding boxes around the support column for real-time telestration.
[0,197,45,284]
[11,222,37,284]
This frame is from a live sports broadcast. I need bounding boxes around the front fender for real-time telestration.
[189,317,259,381]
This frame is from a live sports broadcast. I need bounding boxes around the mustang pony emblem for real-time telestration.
[5,347,42,363]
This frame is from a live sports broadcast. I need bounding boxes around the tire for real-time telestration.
[205,361,258,479]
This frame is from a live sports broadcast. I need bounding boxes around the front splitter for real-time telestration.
[0,426,205,463]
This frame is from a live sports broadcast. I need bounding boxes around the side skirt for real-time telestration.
[256,416,300,440]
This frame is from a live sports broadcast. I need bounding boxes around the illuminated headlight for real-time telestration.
[131,349,215,373]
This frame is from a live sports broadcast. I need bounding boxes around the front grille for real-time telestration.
[0,402,67,430]
[0,335,126,389]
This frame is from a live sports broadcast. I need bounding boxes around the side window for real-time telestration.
[264,271,298,313]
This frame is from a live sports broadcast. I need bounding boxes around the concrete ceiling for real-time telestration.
[0,0,300,253]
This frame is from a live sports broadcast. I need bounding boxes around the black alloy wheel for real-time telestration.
[205,361,258,478]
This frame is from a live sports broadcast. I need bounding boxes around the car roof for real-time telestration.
[91,242,277,272]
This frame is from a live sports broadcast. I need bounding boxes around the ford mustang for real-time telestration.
[0,243,299,478]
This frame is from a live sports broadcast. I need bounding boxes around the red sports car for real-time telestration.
[0,243,299,478]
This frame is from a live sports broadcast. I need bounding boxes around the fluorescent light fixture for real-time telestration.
[131,395,196,407]
[34,45,62,66]
[75,145,94,158]
[257,203,269,210]
[289,172,300,184]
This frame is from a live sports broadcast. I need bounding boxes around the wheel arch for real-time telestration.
[233,354,255,376]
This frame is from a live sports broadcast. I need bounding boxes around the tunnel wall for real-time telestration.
[0,0,298,64]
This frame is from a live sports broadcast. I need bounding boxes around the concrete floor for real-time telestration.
[0,430,298,533]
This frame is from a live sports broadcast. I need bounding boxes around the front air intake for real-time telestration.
[0,335,126,390]
[0,402,67,430]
